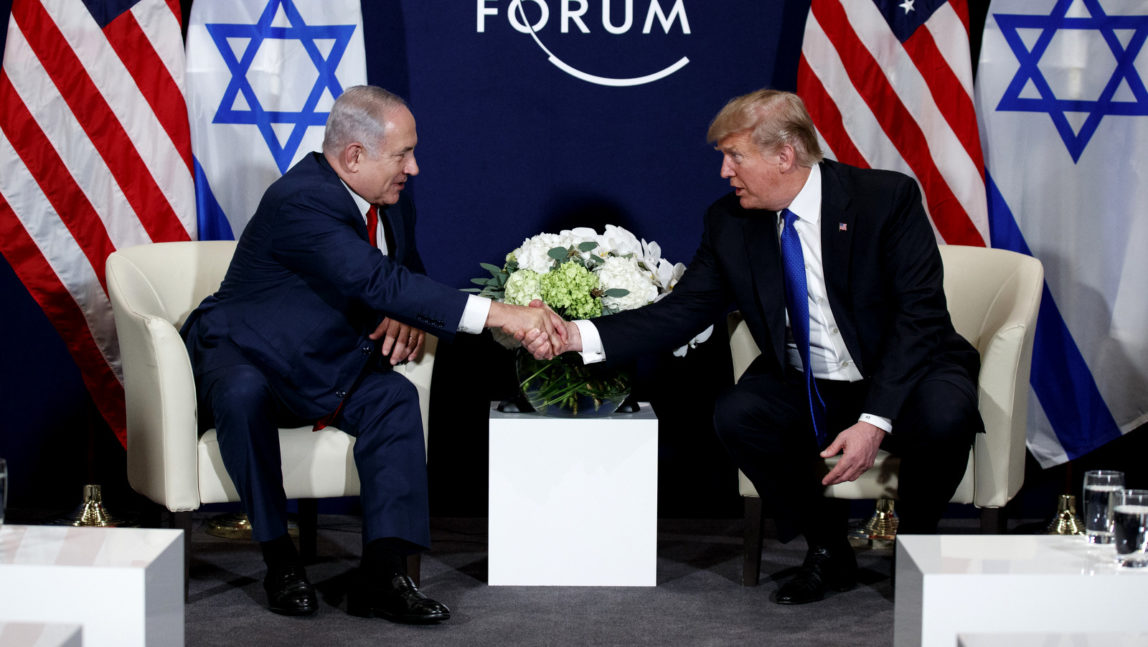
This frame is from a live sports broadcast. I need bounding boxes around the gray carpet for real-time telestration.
[186,515,901,646]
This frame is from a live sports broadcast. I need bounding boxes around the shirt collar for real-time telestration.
[340,179,372,220]
[781,163,821,225]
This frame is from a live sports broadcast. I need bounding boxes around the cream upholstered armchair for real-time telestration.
[730,245,1043,585]
[106,241,437,575]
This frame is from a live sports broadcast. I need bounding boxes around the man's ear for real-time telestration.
[777,144,797,172]
[342,143,364,173]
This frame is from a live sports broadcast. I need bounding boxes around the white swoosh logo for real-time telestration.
[514,2,689,87]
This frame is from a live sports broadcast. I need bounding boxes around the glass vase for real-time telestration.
[515,349,631,418]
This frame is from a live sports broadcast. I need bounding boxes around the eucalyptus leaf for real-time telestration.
[603,288,630,298]
[480,262,504,275]
[548,247,568,262]
[577,241,598,252]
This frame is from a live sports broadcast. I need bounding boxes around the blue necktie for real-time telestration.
[779,209,827,448]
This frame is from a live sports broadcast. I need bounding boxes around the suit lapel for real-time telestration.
[819,161,854,308]
[741,212,788,367]
[382,206,405,264]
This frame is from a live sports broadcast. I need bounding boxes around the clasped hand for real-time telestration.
[486,300,569,359]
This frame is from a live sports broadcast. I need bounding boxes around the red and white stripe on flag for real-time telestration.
[798,0,988,246]
[0,0,195,446]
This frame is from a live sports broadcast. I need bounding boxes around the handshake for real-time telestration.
[485,300,583,360]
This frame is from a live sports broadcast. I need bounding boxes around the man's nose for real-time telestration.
[406,154,419,177]
[720,157,734,179]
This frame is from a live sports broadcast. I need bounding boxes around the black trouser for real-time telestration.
[714,362,980,545]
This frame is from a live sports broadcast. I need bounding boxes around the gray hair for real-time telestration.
[706,89,823,167]
[322,85,408,157]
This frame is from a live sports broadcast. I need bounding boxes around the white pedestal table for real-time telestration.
[896,534,1148,647]
[0,525,183,647]
[488,403,658,586]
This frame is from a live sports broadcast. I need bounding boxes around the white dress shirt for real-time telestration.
[575,166,892,433]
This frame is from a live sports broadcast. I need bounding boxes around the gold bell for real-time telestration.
[70,484,119,527]
[1046,494,1086,535]
[865,497,899,541]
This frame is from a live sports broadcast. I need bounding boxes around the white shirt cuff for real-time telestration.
[574,319,606,364]
[457,295,491,335]
[859,413,893,434]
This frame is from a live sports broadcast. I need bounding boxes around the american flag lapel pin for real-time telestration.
[838,222,848,231]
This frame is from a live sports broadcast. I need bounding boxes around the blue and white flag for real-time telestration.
[976,0,1148,467]
[186,0,366,239]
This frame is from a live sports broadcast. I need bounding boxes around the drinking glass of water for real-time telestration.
[1114,489,1148,568]
[1083,469,1124,544]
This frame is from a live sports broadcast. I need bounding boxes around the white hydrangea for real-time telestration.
[596,255,658,312]
[507,232,565,274]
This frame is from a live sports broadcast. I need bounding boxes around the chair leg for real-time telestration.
[297,499,318,562]
[172,511,193,602]
[980,507,1007,534]
[406,554,421,587]
[742,496,765,586]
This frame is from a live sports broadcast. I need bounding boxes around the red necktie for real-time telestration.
[366,204,379,248]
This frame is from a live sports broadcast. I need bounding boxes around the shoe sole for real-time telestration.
[268,604,318,617]
[773,579,857,605]
[347,604,449,624]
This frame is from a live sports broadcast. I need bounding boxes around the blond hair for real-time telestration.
[706,89,823,167]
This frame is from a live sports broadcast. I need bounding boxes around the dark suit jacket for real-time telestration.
[182,152,468,420]
[595,159,979,422]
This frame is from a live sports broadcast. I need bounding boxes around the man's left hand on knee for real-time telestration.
[820,421,885,486]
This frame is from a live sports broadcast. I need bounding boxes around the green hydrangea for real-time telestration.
[503,269,543,306]
[540,261,601,319]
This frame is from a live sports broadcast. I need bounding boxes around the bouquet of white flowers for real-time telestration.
[469,225,711,416]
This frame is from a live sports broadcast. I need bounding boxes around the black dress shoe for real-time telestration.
[775,543,857,605]
[263,564,318,616]
[348,573,450,624]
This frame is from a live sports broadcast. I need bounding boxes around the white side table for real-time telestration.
[959,632,1148,647]
[896,535,1148,647]
[488,403,658,586]
[0,623,82,647]
[0,526,183,647]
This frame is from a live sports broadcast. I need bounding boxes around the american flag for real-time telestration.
[0,0,196,446]
[798,0,988,246]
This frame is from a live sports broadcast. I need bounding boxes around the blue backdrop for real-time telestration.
[0,0,809,516]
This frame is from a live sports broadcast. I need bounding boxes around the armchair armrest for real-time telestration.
[107,252,201,512]
[395,334,438,453]
[969,253,1043,508]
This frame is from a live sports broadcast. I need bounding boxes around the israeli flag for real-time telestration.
[186,0,367,239]
[975,0,1148,466]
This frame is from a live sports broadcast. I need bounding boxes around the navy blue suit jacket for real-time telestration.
[594,159,979,422]
[182,152,469,420]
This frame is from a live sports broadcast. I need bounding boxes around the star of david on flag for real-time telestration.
[976,0,1148,467]
[186,0,366,239]
[993,0,1148,161]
